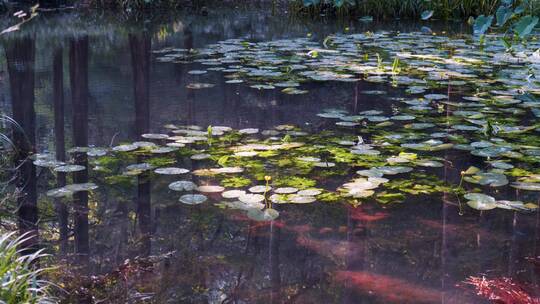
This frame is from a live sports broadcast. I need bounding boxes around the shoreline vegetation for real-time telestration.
[1,0,540,20]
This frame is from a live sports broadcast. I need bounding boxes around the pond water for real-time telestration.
[1,7,539,303]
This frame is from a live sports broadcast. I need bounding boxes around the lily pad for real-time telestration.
[239,193,265,204]
[179,194,207,205]
[511,182,540,191]
[222,190,246,199]
[54,165,86,172]
[465,193,497,210]
[169,180,197,192]
[154,167,190,175]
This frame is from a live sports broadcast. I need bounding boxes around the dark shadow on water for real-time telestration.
[5,36,38,252]
[130,30,153,256]
[70,35,90,267]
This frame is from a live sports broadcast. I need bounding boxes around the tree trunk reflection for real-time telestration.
[70,36,90,264]
[5,37,38,252]
[129,32,152,256]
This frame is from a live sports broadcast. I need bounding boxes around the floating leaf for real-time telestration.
[297,189,322,196]
[511,182,540,191]
[465,193,497,210]
[289,194,316,204]
[169,180,197,192]
[239,193,265,204]
[249,185,269,193]
[274,187,298,194]
[154,167,189,175]
[54,165,86,173]
[197,185,225,193]
[222,190,246,199]
[179,194,207,205]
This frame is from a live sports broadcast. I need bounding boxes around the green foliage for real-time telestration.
[274,176,317,189]
[470,0,539,42]
[514,15,539,37]
[317,191,342,202]
[0,232,55,304]
[384,173,462,196]
[496,5,513,26]
[217,155,229,167]
[220,176,252,187]
[292,0,539,20]
[391,57,401,74]
[105,174,134,187]
[376,192,406,204]
[474,15,494,35]
[96,155,122,168]
[147,157,175,167]
[327,146,357,163]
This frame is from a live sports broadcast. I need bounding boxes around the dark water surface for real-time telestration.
[0,8,539,304]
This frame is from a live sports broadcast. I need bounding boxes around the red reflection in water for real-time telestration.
[348,206,388,222]
[319,227,333,234]
[465,276,540,304]
[334,271,442,303]
[296,236,362,262]
[287,224,312,234]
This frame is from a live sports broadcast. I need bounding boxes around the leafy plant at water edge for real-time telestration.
[471,0,539,43]
[0,232,55,304]
[292,0,535,20]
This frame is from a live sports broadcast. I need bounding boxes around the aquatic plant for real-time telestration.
[0,232,55,304]
[147,24,540,216]
[471,0,539,44]
[291,0,533,20]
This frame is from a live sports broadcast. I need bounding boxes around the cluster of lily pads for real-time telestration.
[30,29,540,220]
[152,29,540,212]
[31,116,537,222]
